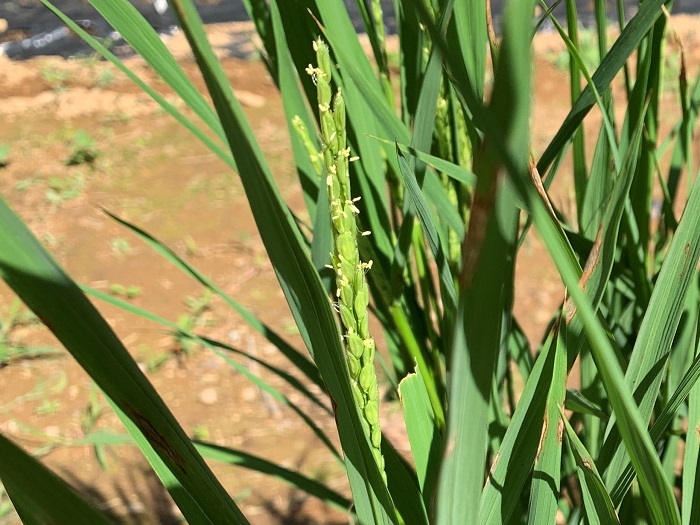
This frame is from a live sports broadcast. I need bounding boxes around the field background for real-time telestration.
[1,11,699,525]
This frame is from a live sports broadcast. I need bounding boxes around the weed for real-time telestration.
[144,352,171,373]
[184,289,212,317]
[41,233,62,248]
[46,173,85,206]
[65,130,99,166]
[173,314,198,356]
[192,425,210,441]
[0,144,9,168]
[0,299,59,368]
[184,235,200,256]
[15,177,35,192]
[110,237,132,256]
[40,65,71,92]
[166,291,216,362]
[108,283,142,299]
[80,386,112,470]
[34,399,61,416]
[96,68,116,89]
[282,319,300,335]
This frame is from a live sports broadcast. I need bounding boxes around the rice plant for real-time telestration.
[1,0,699,523]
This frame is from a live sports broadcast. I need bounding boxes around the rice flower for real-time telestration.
[306,38,385,480]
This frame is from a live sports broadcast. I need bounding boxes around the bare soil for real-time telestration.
[0,15,699,525]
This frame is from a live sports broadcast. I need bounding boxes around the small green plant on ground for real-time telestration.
[40,65,71,92]
[0,299,60,368]
[15,177,37,192]
[79,386,112,470]
[34,399,61,416]
[146,290,215,372]
[183,234,200,256]
[65,130,100,166]
[110,237,132,256]
[108,283,141,299]
[1,0,699,524]
[191,425,210,441]
[95,68,116,89]
[172,290,215,357]
[45,173,85,206]
[0,144,10,168]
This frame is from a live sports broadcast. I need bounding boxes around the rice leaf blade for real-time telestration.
[603,167,700,493]
[194,442,351,512]
[100,208,324,393]
[399,369,443,509]
[559,406,621,525]
[527,318,567,524]
[0,433,112,525]
[436,0,532,520]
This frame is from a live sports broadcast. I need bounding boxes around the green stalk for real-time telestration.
[370,0,394,107]
[292,115,324,178]
[411,222,441,350]
[390,303,446,431]
[564,0,587,223]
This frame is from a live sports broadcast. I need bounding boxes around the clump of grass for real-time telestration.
[46,173,85,205]
[35,399,61,416]
[0,144,10,168]
[110,237,132,256]
[0,298,60,368]
[65,130,99,166]
[41,65,71,92]
[108,283,141,299]
[96,68,116,89]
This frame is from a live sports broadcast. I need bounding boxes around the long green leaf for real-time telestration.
[0,433,112,525]
[520,138,682,525]
[559,407,621,525]
[195,441,351,512]
[87,0,226,142]
[436,0,532,520]
[610,334,700,505]
[39,0,235,171]
[527,318,567,524]
[268,0,321,222]
[684,293,700,524]
[399,369,443,510]
[397,146,457,312]
[83,286,340,461]
[481,68,646,525]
